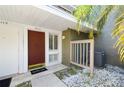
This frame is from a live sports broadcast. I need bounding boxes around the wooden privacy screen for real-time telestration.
[28,30,45,68]
[70,39,94,77]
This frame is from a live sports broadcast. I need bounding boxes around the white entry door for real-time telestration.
[0,24,19,77]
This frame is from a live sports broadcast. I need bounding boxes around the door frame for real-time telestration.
[21,27,62,73]
[26,29,48,71]
[0,22,62,75]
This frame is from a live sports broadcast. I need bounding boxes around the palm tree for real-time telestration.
[73,5,124,62]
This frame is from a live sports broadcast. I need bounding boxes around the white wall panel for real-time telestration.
[0,24,19,77]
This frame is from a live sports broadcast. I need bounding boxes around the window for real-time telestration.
[49,34,58,50]
[49,54,58,63]
[49,35,53,50]
[49,34,59,64]
[54,35,58,49]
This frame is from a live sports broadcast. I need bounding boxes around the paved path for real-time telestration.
[31,73,66,87]
[10,64,67,87]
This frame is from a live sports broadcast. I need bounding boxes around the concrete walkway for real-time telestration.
[10,64,67,87]
[31,73,66,87]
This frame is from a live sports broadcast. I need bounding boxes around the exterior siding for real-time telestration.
[62,28,88,66]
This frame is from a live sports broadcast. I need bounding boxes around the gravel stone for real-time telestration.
[62,65,124,87]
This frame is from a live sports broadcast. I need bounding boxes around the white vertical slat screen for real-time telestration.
[86,43,88,66]
[76,44,78,63]
[70,39,94,76]
[80,43,82,65]
[83,43,85,65]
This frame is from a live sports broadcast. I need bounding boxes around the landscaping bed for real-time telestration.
[54,65,124,87]
[15,81,32,87]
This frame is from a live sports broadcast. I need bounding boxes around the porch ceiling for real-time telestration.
[0,5,94,31]
[0,5,76,31]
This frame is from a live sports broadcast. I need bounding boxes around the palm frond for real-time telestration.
[73,5,93,32]
[96,5,115,31]
[114,37,124,48]
[73,5,124,62]
[112,12,124,62]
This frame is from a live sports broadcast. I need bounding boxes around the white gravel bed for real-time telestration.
[62,65,124,87]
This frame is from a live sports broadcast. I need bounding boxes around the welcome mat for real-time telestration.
[16,80,32,87]
[31,67,47,75]
[0,78,12,87]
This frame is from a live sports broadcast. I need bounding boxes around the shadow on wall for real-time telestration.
[94,8,124,68]
[62,28,89,66]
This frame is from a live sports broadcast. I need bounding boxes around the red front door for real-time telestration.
[28,30,45,68]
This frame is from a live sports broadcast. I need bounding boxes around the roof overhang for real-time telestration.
[0,5,96,31]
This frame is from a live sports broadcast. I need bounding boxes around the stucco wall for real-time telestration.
[62,28,88,66]
[94,9,124,68]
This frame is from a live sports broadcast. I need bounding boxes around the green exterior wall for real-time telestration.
[62,28,88,66]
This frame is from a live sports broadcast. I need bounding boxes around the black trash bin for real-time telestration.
[94,49,105,67]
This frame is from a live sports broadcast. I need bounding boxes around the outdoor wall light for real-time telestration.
[62,36,65,39]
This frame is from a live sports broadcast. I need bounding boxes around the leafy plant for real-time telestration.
[73,5,124,62]
[112,13,124,61]
[73,5,114,38]
[73,5,92,32]
[96,6,115,31]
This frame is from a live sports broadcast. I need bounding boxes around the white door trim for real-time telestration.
[22,26,62,73]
